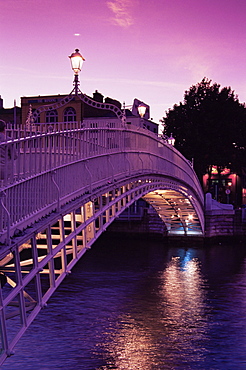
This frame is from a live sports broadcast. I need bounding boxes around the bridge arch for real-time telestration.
[0,122,205,364]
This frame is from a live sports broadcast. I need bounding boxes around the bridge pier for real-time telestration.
[204,193,235,238]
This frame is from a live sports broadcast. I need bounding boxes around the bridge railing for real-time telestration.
[0,123,203,243]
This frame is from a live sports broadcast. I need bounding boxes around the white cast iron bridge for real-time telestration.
[0,119,204,364]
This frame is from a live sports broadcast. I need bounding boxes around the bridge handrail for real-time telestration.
[0,124,204,241]
[1,126,202,193]
[2,124,203,193]
[3,119,202,180]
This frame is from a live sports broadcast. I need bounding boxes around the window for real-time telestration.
[63,107,76,122]
[46,109,58,123]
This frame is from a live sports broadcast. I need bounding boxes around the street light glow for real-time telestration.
[138,104,146,118]
[168,133,175,146]
[69,48,85,75]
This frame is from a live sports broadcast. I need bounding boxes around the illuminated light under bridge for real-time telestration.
[143,189,203,236]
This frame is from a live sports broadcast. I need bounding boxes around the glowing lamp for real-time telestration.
[168,133,175,146]
[138,104,146,118]
[69,49,85,75]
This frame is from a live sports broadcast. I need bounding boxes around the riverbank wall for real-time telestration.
[107,194,246,243]
[204,193,246,240]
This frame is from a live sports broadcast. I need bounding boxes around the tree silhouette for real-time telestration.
[162,78,246,185]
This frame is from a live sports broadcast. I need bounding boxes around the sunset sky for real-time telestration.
[1,0,246,125]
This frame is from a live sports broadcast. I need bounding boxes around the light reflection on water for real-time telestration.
[3,237,246,369]
[158,257,208,366]
[99,255,209,370]
[100,314,155,370]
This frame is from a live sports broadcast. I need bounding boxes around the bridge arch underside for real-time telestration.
[143,188,203,236]
[116,175,204,237]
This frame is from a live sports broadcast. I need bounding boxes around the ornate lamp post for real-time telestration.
[30,48,125,124]
[68,49,85,95]
[67,48,124,122]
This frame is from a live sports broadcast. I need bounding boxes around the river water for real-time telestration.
[2,235,246,369]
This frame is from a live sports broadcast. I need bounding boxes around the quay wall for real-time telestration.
[107,194,246,241]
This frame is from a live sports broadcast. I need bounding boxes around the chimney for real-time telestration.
[93,90,104,103]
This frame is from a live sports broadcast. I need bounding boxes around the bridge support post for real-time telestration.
[85,162,92,194]
[47,227,56,288]
[31,236,43,306]
[124,153,131,175]
[84,201,95,244]
[0,282,8,356]
[138,152,144,173]
[107,156,114,182]
[0,192,10,246]
[13,249,27,327]
[71,211,78,260]
[50,171,60,212]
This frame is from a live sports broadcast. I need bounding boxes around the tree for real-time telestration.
[162,78,246,185]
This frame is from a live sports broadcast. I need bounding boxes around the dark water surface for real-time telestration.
[3,235,246,369]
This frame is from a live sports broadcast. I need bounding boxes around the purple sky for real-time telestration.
[1,0,246,124]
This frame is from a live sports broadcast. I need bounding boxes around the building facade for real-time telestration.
[21,91,159,134]
[0,96,21,127]
[21,94,83,124]
[203,166,246,207]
